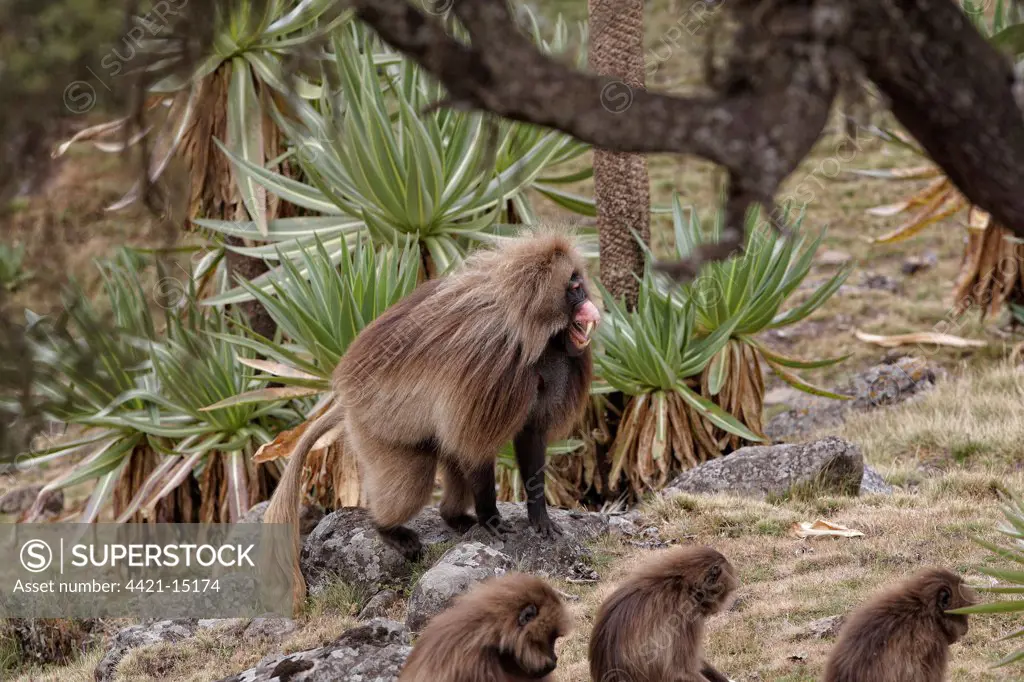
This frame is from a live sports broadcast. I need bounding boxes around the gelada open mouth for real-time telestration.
[569,320,594,348]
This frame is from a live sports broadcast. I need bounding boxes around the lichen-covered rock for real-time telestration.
[665,437,863,498]
[765,357,941,441]
[197,618,249,635]
[243,616,298,641]
[860,465,895,495]
[793,615,845,640]
[239,500,324,536]
[95,619,198,682]
[300,507,456,595]
[607,514,640,538]
[216,619,411,682]
[301,503,607,595]
[358,590,399,621]
[406,542,512,632]
[456,503,608,577]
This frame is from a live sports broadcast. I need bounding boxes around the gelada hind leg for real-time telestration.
[350,425,436,560]
[439,460,476,533]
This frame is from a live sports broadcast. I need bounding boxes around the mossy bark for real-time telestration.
[587,0,651,310]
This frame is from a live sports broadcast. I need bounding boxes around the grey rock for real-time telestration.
[241,500,324,536]
[449,503,607,577]
[300,507,450,595]
[95,619,198,682]
[620,522,670,550]
[0,484,62,515]
[665,437,863,498]
[766,357,940,441]
[838,272,902,296]
[244,616,298,641]
[859,465,895,495]
[901,252,938,276]
[567,560,601,583]
[794,615,845,640]
[359,590,399,621]
[620,509,644,524]
[406,542,512,631]
[860,273,902,293]
[197,618,249,635]
[607,515,639,537]
[850,357,941,409]
[817,249,851,267]
[301,503,607,595]
[217,619,411,682]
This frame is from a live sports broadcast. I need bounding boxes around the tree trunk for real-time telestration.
[188,64,279,340]
[224,243,276,338]
[587,0,651,310]
[586,0,651,503]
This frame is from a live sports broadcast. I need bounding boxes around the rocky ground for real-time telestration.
[76,431,880,682]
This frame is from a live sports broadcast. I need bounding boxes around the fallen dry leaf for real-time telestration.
[791,519,865,539]
[237,357,322,381]
[253,420,308,464]
[252,403,341,463]
[854,329,987,349]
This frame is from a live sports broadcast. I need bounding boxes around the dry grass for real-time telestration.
[833,361,1024,475]
[543,358,1024,682]
[7,648,104,682]
[1,146,176,315]
[552,479,1021,682]
[10,593,361,682]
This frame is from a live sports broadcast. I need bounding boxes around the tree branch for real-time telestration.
[355,0,839,277]
[354,0,1024,279]
[849,0,1024,237]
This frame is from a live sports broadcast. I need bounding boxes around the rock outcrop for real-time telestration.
[405,542,512,632]
[216,619,411,682]
[665,437,864,498]
[301,503,607,595]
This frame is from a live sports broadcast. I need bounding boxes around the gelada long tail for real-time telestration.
[261,401,345,610]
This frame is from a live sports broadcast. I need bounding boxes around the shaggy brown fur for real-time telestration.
[399,572,571,682]
[263,230,598,604]
[589,546,739,682]
[824,567,980,682]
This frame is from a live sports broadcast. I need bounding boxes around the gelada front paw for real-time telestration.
[442,513,478,534]
[530,515,563,539]
[480,515,515,540]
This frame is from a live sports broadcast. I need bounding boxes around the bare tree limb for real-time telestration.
[849,0,1024,238]
[355,0,1024,280]
[355,0,840,276]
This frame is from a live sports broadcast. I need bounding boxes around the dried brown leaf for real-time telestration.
[854,329,986,348]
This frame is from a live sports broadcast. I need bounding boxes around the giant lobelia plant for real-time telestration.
[664,197,851,450]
